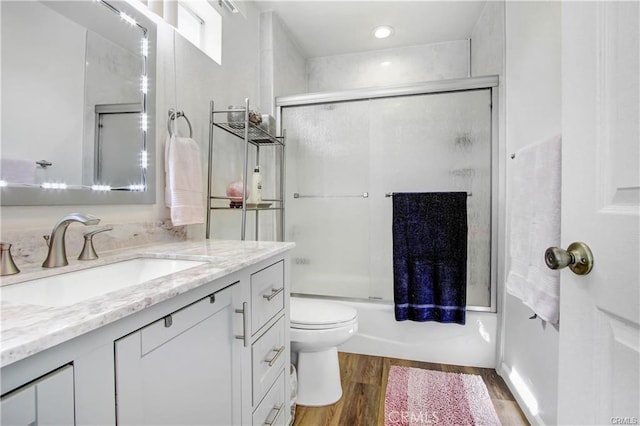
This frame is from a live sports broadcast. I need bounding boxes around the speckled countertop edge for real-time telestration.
[0,240,295,368]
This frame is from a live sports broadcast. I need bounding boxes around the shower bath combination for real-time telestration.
[276,76,500,367]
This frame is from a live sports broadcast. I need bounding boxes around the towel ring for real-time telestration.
[167,108,193,138]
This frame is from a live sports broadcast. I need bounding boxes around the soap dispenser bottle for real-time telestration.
[248,166,262,204]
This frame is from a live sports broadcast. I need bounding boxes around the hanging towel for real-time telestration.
[506,135,561,324]
[392,192,468,325]
[164,134,204,226]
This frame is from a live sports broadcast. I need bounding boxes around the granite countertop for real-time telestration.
[0,240,295,368]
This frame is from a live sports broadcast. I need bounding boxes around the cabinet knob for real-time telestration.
[164,315,173,328]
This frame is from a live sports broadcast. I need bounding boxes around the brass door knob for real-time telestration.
[545,242,594,275]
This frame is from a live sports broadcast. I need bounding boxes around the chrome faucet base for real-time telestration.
[78,226,113,261]
[1,243,20,276]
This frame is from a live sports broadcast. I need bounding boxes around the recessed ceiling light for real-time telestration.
[373,25,394,39]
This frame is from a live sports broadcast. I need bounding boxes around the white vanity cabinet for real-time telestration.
[112,257,291,426]
[0,248,292,426]
[115,282,242,426]
[0,364,74,426]
[247,260,290,425]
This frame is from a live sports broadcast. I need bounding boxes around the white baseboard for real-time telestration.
[497,362,548,426]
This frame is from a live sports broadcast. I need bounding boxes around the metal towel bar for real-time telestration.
[167,108,193,138]
[293,192,369,199]
[385,192,472,197]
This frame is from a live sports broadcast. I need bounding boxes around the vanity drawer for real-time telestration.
[252,315,286,405]
[251,260,284,334]
[252,370,286,426]
[140,283,234,355]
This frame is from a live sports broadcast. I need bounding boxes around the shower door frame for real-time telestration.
[276,76,500,313]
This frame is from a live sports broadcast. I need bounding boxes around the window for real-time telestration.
[177,2,203,49]
[176,1,222,65]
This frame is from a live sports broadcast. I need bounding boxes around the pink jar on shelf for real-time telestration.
[226,179,249,208]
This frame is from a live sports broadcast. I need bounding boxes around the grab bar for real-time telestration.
[167,108,193,138]
[293,192,369,199]
[385,192,472,197]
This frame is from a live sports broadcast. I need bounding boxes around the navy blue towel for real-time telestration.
[392,192,468,325]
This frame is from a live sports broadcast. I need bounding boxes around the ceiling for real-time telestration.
[253,1,487,58]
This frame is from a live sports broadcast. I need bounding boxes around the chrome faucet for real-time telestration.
[42,213,100,268]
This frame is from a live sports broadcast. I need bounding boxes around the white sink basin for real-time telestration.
[0,258,209,307]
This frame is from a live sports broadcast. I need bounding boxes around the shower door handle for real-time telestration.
[545,242,594,275]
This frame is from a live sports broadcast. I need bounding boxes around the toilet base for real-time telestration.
[294,347,342,406]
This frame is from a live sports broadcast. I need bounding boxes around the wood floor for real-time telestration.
[292,352,529,426]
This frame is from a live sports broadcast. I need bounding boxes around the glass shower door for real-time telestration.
[284,101,372,299]
[368,90,493,307]
[282,88,494,308]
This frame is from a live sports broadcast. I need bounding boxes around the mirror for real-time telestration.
[0,0,156,205]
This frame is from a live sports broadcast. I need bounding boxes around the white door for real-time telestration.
[559,2,640,424]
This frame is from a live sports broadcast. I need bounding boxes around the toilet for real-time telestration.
[290,297,358,406]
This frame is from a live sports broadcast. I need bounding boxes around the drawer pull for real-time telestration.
[263,287,284,302]
[264,345,285,367]
[264,402,285,426]
[164,315,173,328]
[234,302,249,347]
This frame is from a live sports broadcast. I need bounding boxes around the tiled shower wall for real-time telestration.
[306,40,469,93]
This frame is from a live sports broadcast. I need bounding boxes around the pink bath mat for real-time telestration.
[384,366,501,426]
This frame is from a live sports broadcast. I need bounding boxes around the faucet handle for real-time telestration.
[0,243,20,276]
[78,226,113,261]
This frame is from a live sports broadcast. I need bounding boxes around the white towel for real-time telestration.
[506,135,561,324]
[164,134,204,226]
[0,158,36,184]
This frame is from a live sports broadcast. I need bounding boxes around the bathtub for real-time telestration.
[321,298,498,368]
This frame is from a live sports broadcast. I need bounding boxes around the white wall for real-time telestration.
[261,12,307,116]
[306,40,469,93]
[272,13,307,100]
[253,11,307,241]
[202,8,307,241]
[500,3,561,425]
[470,0,508,364]
[166,4,263,240]
[471,1,505,78]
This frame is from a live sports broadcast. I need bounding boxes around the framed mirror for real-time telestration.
[0,0,156,205]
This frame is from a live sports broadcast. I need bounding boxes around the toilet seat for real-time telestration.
[290,298,358,330]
